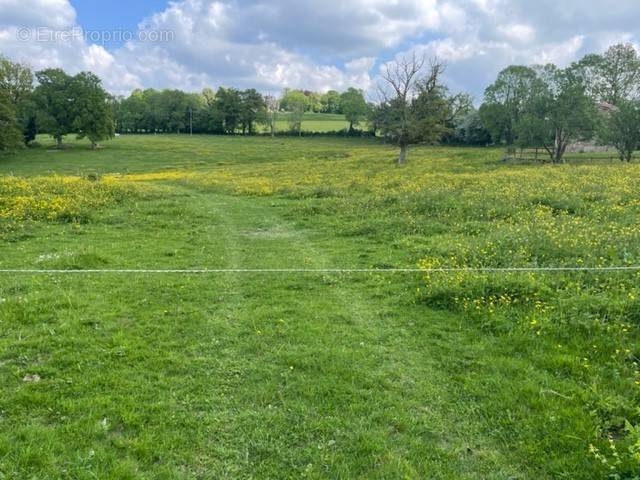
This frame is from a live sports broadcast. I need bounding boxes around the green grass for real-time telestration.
[260,112,351,133]
[0,135,639,478]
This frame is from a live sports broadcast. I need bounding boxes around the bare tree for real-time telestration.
[378,53,446,164]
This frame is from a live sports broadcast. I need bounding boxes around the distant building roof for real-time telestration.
[598,101,618,113]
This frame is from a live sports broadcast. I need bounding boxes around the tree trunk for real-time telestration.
[91,141,97,149]
[56,136,62,148]
[553,128,567,163]
[398,144,408,165]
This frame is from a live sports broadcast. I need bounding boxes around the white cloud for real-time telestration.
[0,0,75,29]
[532,35,585,66]
[497,23,535,43]
[0,0,638,98]
[82,45,141,92]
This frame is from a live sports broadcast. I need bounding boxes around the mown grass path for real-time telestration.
[1,185,524,479]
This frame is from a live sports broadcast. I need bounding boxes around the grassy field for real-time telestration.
[1,135,639,478]
[259,112,351,133]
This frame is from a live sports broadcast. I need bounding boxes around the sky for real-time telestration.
[0,0,639,99]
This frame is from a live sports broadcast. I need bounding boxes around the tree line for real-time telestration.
[370,43,640,164]
[113,86,370,136]
[479,43,640,163]
[1,43,640,164]
[0,56,375,148]
[0,62,114,150]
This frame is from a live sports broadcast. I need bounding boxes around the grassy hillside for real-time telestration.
[0,135,639,478]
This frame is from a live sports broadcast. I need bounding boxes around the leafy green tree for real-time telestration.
[339,88,368,133]
[0,56,33,106]
[321,90,341,113]
[281,89,311,112]
[215,87,242,134]
[194,88,222,134]
[159,90,190,133]
[166,90,200,134]
[599,100,640,161]
[306,91,323,112]
[517,65,597,162]
[366,102,382,136]
[34,68,75,147]
[478,102,510,145]
[451,110,492,145]
[184,93,203,134]
[71,72,114,148]
[441,93,474,143]
[288,101,305,136]
[116,90,149,133]
[0,56,35,145]
[0,92,22,151]
[239,89,266,135]
[23,115,37,144]
[572,43,640,105]
[479,65,539,145]
[411,71,452,142]
[141,89,164,132]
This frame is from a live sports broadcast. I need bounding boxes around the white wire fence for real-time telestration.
[0,266,639,274]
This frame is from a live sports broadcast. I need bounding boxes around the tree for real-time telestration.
[339,88,368,133]
[377,53,449,164]
[0,57,33,105]
[183,93,202,135]
[34,68,75,146]
[264,94,280,137]
[288,100,305,136]
[572,43,640,105]
[599,100,640,161]
[306,91,323,112]
[0,56,34,145]
[71,72,114,148]
[0,92,22,151]
[451,110,492,145]
[116,89,149,133]
[366,102,382,136]
[517,65,597,163]
[165,90,187,133]
[410,68,452,142]
[239,89,266,135]
[141,89,164,132]
[478,102,509,145]
[447,93,474,124]
[195,88,222,134]
[215,87,242,134]
[479,66,539,145]
[281,89,311,112]
[321,90,341,113]
[439,92,474,144]
[23,115,37,145]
